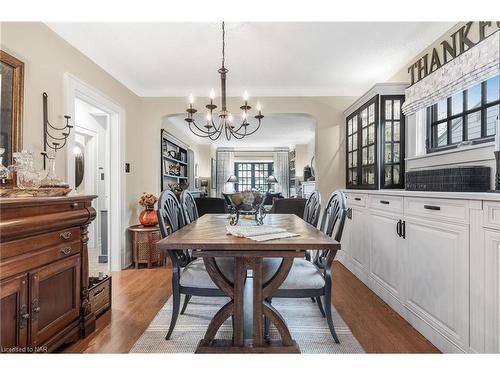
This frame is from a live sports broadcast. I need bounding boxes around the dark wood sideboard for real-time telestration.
[0,195,97,353]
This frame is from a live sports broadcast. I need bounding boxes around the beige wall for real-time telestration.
[139,96,355,203]
[294,138,315,180]
[0,22,145,225]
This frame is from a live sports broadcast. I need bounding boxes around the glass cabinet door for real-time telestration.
[345,95,378,189]
[346,114,358,186]
[380,95,405,188]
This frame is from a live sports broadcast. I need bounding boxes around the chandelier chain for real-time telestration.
[222,22,225,68]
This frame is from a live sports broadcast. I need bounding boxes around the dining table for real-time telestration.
[156,213,341,354]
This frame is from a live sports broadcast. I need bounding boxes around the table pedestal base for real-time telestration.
[196,253,303,354]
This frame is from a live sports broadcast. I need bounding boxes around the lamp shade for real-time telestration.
[267,175,278,184]
[227,175,238,183]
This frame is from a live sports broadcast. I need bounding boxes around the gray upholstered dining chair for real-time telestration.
[157,190,234,340]
[262,191,347,343]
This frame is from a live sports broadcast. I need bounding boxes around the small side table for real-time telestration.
[128,225,163,268]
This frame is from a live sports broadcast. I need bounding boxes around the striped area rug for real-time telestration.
[130,296,364,353]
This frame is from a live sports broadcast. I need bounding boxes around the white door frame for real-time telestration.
[64,73,126,271]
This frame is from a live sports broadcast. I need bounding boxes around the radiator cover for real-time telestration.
[405,166,491,192]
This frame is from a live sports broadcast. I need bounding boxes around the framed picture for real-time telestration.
[211,158,216,190]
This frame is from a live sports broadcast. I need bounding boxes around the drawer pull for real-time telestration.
[31,299,40,320]
[60,231,72,240]
[354,197,361,201]
[424,205,441,211]
[60,247,72,255]
[380,200,390,205]
[92,287,106,297]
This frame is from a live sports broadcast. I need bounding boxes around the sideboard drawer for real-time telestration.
[368,194,403,214]
[345,193,367,208]
[483,201,500,230]
[0,227,81,261]
[0,241,81,281]
[404,197,469,224]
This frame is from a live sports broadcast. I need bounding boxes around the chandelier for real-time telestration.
[184,22,264,141]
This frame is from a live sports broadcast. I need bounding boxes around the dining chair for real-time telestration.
[303,190,321,227]
[263,190,347,343]
[180,190,199,223]
[194,197,227,216]
[157,190,234,340]
[268,198,307,217]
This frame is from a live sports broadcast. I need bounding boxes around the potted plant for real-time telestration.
[138,192,158,226]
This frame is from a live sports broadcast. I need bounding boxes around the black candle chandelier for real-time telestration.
[184,22,264,141]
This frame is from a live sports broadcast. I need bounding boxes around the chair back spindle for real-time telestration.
[303,191,321,227]
[180,190,199,224]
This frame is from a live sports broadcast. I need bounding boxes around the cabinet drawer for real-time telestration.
[368,194,403,214]
[0,241,81,281]
[404,197,469,224]
[0,227,81,261]
[483,201,500,230]
[345,193,367,208]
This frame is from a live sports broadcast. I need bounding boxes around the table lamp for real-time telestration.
[227,175,238,192]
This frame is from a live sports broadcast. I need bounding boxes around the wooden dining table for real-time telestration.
[156,213,341,354]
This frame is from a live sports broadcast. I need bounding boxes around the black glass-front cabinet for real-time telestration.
[346,91,405,190]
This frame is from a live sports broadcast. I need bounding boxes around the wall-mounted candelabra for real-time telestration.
[41,92,73,186]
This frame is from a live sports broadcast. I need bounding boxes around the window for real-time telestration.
[427,75,500,152]
[381,95,405,188]
[234,162,273,192]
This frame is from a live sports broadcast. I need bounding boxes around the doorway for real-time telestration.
[74,98,110,276]
[65,73,126,272]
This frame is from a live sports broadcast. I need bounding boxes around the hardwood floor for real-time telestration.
[63,261,439,353]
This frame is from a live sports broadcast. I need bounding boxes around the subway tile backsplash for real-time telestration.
[405,166,490,192]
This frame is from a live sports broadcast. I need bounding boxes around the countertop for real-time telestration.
[342,189,500,202]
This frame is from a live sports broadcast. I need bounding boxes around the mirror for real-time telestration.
[0,50,24,165]
[74,144,85,188]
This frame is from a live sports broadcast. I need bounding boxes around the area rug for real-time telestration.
[130,296,364,353]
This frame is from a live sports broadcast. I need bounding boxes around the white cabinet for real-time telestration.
[403,216,469,352]
[369,210,405,309]
[483,229,500,353]
[344,207,369,282]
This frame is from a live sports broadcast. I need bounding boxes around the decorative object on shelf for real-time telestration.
[167,150,178,160]
[168,164,181,176]
[138,192,158,226]
[38,92,71,188]
[168,181,190,197]
[309,156,316,181]
[184,22,264,141]
[227,190,266,226]
[303,164,312,181]
[15,150,42,194]
[74,144,85,189]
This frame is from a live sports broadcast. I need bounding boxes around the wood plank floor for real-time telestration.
[63,261,439,353]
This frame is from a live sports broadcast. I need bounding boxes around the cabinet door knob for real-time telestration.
[60,231,72,240]
[60,247,72,255]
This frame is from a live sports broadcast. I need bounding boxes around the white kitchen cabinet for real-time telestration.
[403,216,469,352]
[483,229,500,353]
[347,207,369,279]
[369,210,405,310]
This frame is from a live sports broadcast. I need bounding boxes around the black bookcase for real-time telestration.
[160,129,189,191]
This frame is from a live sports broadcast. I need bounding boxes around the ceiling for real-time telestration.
[47,22,454,97]
[165,113,315,148]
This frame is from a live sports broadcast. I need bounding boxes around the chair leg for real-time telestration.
[180,294,192,315]
[316,295,326,318]
[165,281,181,340]
[264,297,272,341]
[323,293,340,344]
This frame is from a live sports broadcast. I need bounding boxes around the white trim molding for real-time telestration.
[64,73,127,272]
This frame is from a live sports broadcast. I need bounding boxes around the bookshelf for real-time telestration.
[161,129,190,191]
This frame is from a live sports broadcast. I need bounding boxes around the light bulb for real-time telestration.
[209,89,215,100]
[256,102,262,111]
[242,112,247,119]
[243,91,249,101]
[188,94,195,104]
[228,114,233,122]
[206,113,212,122]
